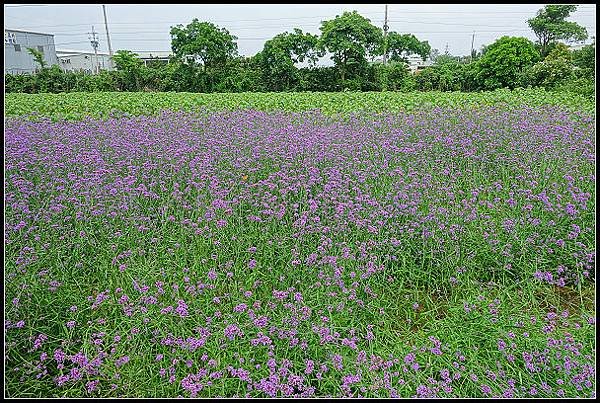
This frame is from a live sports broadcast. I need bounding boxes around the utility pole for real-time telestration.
[382,4,389,65]
[88,26,100,74]
[470,31,475,62]
[102,4,114,69]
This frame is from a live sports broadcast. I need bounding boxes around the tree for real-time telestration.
[385,32,431,63]
[319,11,383,84]
[260,29,322,91]
[473,36,540,90]
[111,50,143,71]
[170,19,238,70]
[214,55,265,92]
[27,47,47,71]
[111,50,144,91]
[298,66,341,92]
[267,28,322,66]
[544,42,572,62]
[572,43,595,77]
[528,5,588,57]
[526,44,574,89]
[414,61,465,92]
[375,61,414,91]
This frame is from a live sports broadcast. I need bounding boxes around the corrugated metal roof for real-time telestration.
[56,49,111,56]
[5,28,55,37]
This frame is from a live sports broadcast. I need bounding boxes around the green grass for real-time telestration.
[5,87,595,121]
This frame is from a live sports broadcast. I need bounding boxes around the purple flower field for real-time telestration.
[4,106,596,397]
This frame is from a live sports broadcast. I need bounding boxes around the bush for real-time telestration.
[414,61,465,92]
[374,62,414,91]
[572,43,595,78]
[526,58,574,89]
[472,36,540,90]
[298,67,341,92]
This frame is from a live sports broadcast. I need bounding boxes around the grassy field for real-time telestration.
[4,92,596,398]
[5,87,595,120]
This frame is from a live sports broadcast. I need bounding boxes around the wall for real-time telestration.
[57,52,113,73]
[5,30,58,74]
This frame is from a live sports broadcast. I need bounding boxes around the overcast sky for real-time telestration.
[4,3,596,62]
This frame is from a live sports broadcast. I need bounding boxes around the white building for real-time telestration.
[135,51,172,66]
[5,28,59,74]
[56,49,113,73]
[370,54,433,72]
[405,54,433,72]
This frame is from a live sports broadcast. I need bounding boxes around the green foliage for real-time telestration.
[572,43,595,78]
[111,50,144,91]
[37,65,67,93]
[298,66,341,92]
[319,11,383,82]
[259,29,322,91]
[472,36,540,90]
[4,12,594,97]
[5,88,594,121]
[385,32,431,62]
[553,75,595,101]
[414,57,470,92]
[26,47,47,71]
[5,72,38,93]
[258,28,323,91]
[170,19,238,69]
[213,56,265,93]
[545,42,572,62]
[527,58,574,89]
[528,5,588,57]
[268,28,322,66]
[525,42,577,90]
[111,50,143,71]
[374,62,414,91]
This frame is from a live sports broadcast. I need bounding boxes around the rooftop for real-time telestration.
[5,28,54,36]
[134,51,173,58]
[56,49,111,56]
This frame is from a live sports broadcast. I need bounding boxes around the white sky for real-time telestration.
[4,3,596,63]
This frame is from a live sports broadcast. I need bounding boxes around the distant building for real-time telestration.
[370,54,433,72]
[135,51,172,66]
[405,54,433,72]
[56,49,113,73]
[4,28,59,74]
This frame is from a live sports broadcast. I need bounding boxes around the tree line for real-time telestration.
[5,5,595,99]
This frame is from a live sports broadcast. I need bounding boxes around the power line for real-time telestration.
[53,28,567,45]
[387,9,596,14]
[55,37,278,46]
[10,20,596,39]
[22,21,599,37]
[387,19,530,28]
[43,23,325,36]
[8,12,596,33]
[40,20,595,40]
[6,8,595,30]
[3,12,386,30]
[54,41,94,46]
[5,4,594,13]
